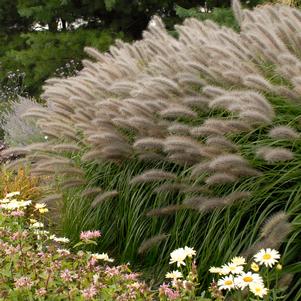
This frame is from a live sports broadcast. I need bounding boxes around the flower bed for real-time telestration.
[0,191,286,300]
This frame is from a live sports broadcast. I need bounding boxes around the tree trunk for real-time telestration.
[61,19,67,30]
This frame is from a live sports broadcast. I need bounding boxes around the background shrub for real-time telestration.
[0,97,44,146]
[0,30,123,96]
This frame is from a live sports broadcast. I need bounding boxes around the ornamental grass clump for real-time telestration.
[4,0,301,297]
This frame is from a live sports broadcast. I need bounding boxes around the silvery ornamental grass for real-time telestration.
[5,1,301,297]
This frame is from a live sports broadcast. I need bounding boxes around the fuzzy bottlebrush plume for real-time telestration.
[91,191,118,208]
[256,147,294,163]
[232,0,244,26]
[81,187,103,198]
[138,234,169,254]
[184,191,251,212]
[190,162,211,178]
[209,154,250,171]
[205,173,238,186]
[242,212,292,258]
[130,170,177,185]
[146,204,186,216]
[61,179,86,189]
[52,144,81,153]
[133,138,164,151]
[206,137,237,152]
[268,126,300,140]
[260,211,289,239]
[39,194,62,204]
[154,183,188,194]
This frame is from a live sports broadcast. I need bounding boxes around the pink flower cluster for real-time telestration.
[80,230,101,241]
[159,283,180,300]
[14,277,33,289]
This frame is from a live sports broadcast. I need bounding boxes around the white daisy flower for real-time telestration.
[35,203,47,209]
[231,256,246,266]
[169,247,187,267]
[0,198,10,203]
[91,253,114,262]
[30,222,44,228]
[6,192,20,198]
[217,275,235,290]
[1,202,19,210]
[57,249,70,255]
[222,262,244,275]
[209,266,224,274]
[18,200,32,207]
[183,246,196,258]
[235,272,264,289]
[165,270,183,280]
[53,237,70,243]
[249,282,268,298]
[254,248,280,268]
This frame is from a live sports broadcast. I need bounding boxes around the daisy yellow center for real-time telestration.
[263,254,272,260]
[255,288,261,292]
[224,280,233,285]
[243,276,253,282]
[229,267,236,270]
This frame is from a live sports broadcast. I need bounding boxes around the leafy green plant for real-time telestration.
[0,192,153,300]
[0,191,212,300]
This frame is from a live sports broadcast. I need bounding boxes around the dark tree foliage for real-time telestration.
[0,0,265,96]
[0,0,31,33]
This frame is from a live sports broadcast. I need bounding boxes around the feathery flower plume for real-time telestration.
[154,183,188,194]
[256,147,294,163]
[260,211,289,239]
[130,169,177,185]
[138,234,168,254]
[61,179,86,189]
[146,205,185,217]
[209,154,249,171]
[205,173,238,186]
[160,106,197,119]
[39,194,62,203]
[268,126,299,140]
[52,144,81,152]
[206,137,237,152]
[91,191,118,208]
[184,191,250,212]
[133,138,164,151]
[80,187,103,198]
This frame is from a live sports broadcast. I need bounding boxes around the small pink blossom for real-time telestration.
[10,210,25,217]
[81,285,98,299]
[159,283,180,300]
[60,269,78,282]
[87,256,98,267]
[105,266,120,277]
[80,230,101,241]
[36,287,47,296]
[124,273,140,280]
[14,276,33,289]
